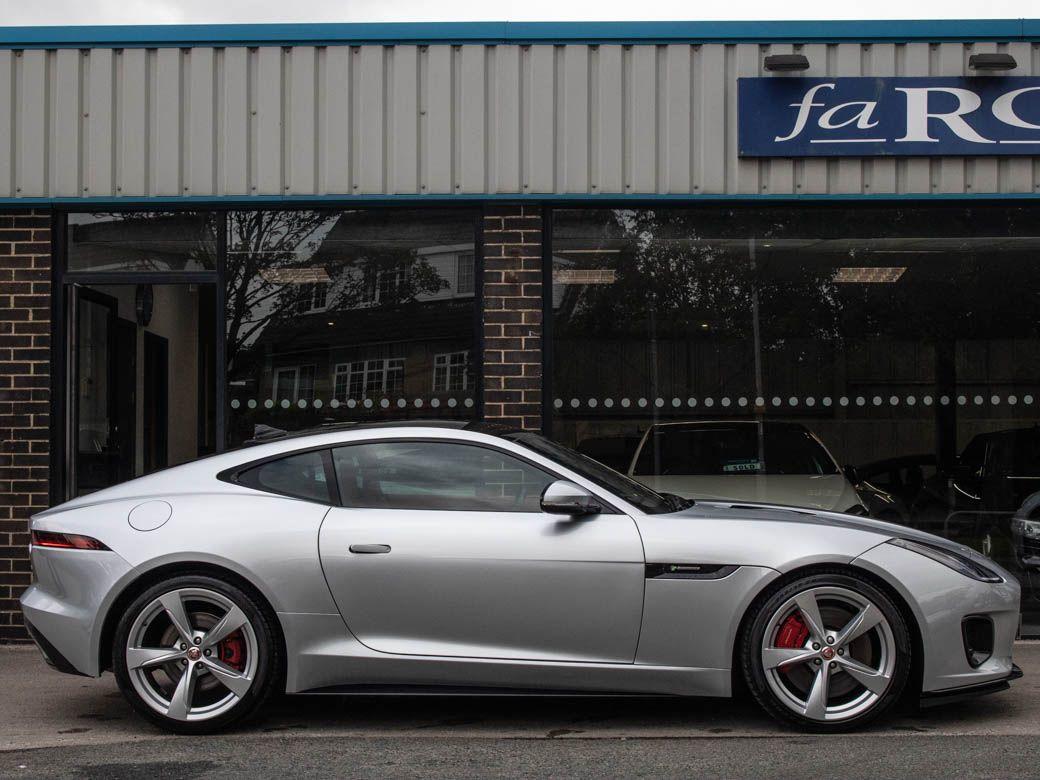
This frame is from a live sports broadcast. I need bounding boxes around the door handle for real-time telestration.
[349,544,391,554]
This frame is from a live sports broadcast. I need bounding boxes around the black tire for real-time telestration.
[113,573,281,734]
[739,570,911,733]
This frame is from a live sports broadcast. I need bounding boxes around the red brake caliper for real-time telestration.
[218,629,247,672]
[775,613,810,650]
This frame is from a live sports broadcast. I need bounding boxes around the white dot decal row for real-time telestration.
[230,398,475,410]
[553,394,1036,409]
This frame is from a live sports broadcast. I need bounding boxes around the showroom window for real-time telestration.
[224,209,480,446]
[58,207,480,486]
[60,211,221,499]
[551,205,1040,633]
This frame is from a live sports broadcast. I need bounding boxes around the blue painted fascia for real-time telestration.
[0,19,1037,49]
[3,192,1040,209]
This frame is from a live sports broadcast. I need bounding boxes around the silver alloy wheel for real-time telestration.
[125,587,259,722]
[760,585,896,723]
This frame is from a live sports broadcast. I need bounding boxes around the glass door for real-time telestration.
[67,283,215,498]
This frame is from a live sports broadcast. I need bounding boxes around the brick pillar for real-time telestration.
[0,210,51,642]
[481,204,543,431]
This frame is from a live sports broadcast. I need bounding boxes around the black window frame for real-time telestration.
[50,203,486,505]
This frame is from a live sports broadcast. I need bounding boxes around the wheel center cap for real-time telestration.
[821,646,835,660]
[186,646,201,661]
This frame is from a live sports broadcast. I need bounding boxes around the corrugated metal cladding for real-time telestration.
[2,41,1040,199]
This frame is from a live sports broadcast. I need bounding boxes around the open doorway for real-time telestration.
[69,283,215,497]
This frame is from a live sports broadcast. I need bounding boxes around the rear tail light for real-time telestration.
[30,530,110,551]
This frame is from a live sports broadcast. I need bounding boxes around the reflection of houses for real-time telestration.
[230,210,477,407]
[248,296,475,405]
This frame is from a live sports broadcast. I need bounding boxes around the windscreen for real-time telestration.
[504,431,678,514]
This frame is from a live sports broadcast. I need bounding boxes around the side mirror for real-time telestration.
[541,480,602,516]
[843,464,860,485]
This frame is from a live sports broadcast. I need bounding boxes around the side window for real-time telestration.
[333,441,555,512]
[237,450,331,503]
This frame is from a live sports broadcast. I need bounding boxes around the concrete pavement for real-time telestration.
[2,642,1039,777]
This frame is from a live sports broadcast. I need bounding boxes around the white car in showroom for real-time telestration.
[626,420,866,515]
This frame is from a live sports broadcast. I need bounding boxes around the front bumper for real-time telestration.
[19,545,134,677]
[853,541,1021,694]
[920,664,1023,708]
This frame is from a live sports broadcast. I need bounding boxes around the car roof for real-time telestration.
[242,419,517,446]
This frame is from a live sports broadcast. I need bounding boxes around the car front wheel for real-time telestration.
[740,571,911,731]
[113,574,280,733]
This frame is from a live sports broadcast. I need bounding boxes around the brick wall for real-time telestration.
[0,210,51,642]
[481,204,543,431]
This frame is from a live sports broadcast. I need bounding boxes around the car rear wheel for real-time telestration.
[113,574,280,733]
[740,571,911,732]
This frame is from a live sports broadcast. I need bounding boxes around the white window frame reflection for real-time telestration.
[273,365,315,402]
[296,282,329,314]
[335,358,405,400]
[455,253,475,295]
[371,267,407,303]
[433,351,471,393]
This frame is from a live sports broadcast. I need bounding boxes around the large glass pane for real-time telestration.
[225,209,478,446]
[67,212,218,271]
[552,204,1040,635]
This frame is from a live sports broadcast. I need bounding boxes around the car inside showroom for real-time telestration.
[2,20,1040,644]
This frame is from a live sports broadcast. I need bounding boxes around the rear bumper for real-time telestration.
[24,617,88,677]
[19,546,134,677]
[919,664,1023,708]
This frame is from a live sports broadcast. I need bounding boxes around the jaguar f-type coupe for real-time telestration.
[21,422,1021,733]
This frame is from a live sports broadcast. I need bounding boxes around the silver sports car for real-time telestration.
[21,422,1021,733]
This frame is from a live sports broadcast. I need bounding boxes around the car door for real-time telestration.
[318,438,646,663]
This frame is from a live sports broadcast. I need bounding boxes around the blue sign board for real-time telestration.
[738,77,1040,157]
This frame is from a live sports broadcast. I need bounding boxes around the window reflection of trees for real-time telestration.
[224,209,476,445]
[554,208,1040,407]
[225,210,450,375]
[66,211,218,272]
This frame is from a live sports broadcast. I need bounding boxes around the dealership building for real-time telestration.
[3,19,1040,639]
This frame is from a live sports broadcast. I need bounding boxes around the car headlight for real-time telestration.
[887,538,1003,583]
